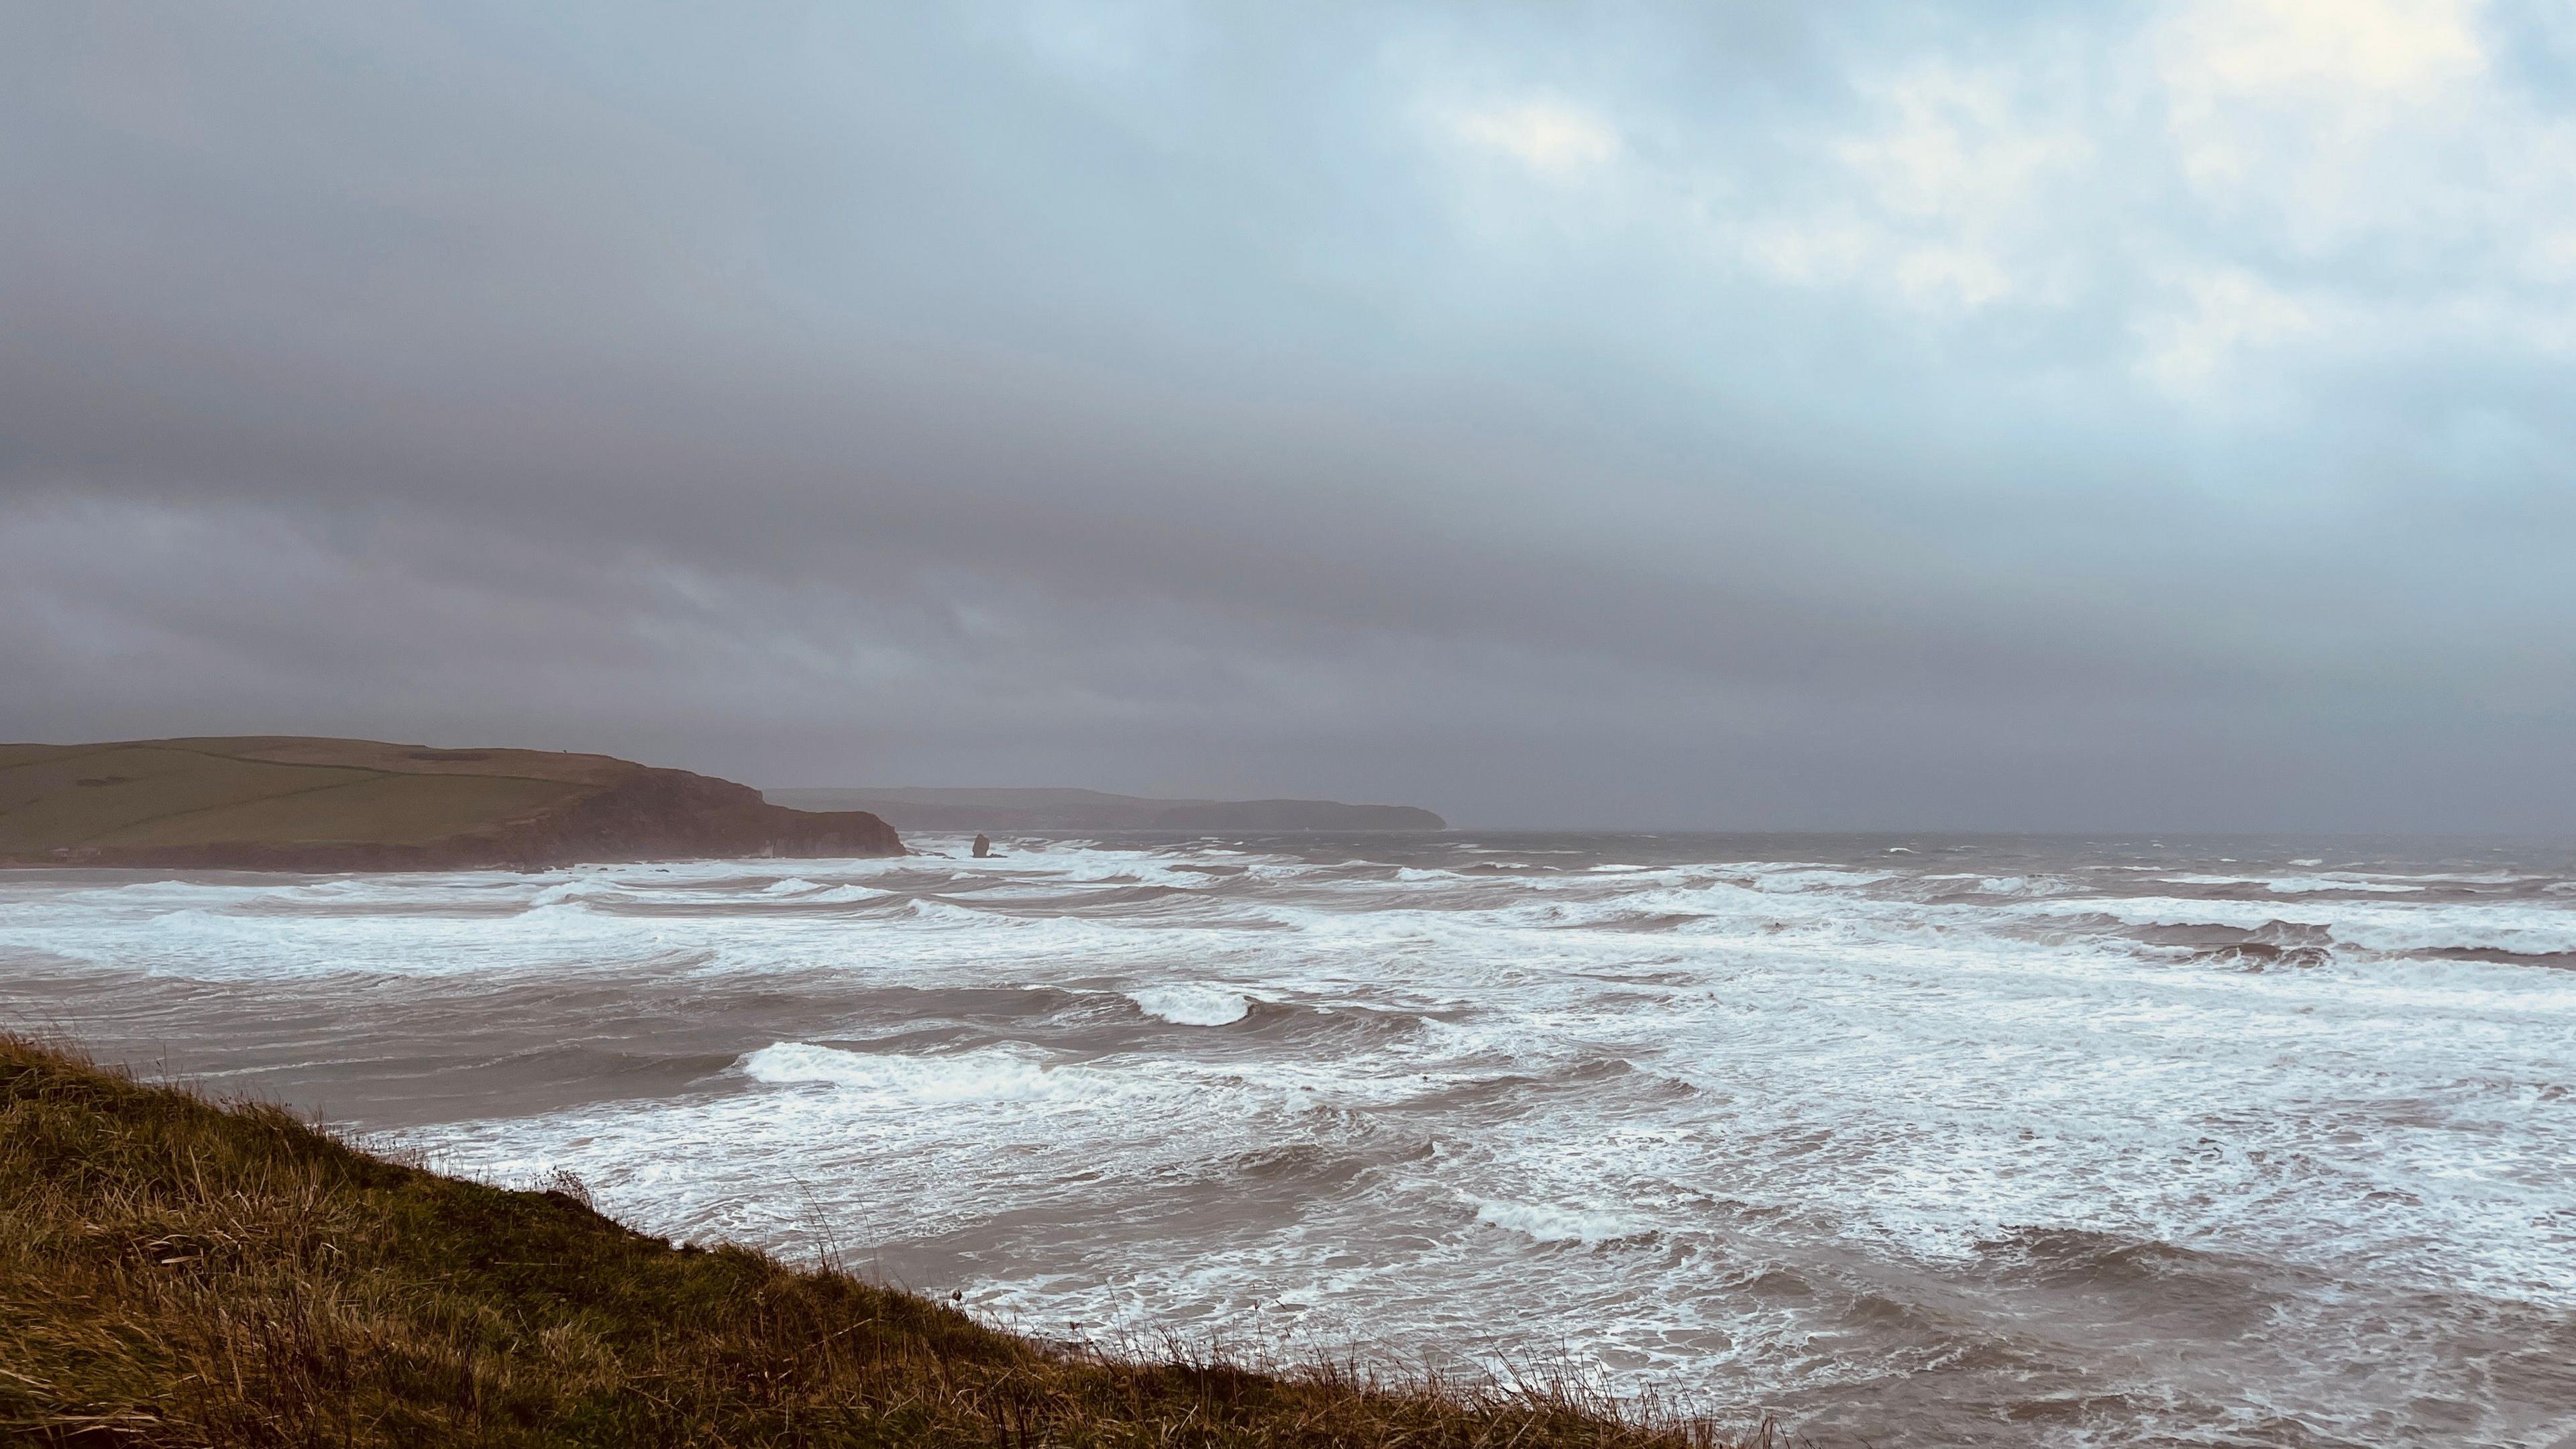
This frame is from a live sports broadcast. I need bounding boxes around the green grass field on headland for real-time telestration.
[0,739,589,857]
[0,737,900,869]
[0,1034,1754,1448]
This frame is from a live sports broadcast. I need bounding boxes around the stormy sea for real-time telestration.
[6,833,2572,1448]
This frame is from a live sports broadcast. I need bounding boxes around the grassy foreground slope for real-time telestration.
[0,1037,1739,1449]
[0,738,900,869]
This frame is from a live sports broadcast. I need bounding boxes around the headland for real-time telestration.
[0,737,902,870]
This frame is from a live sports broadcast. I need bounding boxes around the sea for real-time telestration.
[5,833,2573,1448]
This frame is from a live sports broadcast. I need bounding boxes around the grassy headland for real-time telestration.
[0,738,899,870]
[0,1036,1746,1448]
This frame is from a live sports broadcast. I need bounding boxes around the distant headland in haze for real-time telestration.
[1,737,901,870]
[766,786,1446,833]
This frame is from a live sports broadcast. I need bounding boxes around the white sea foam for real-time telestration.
[741,1042,1105,1102]
[806,883,894,904]
[1128,985,1253,1026]
[11,838,2576,1448]
[2151,872,2425,894]
[2264,875,2424,894]
[1470,1197,1647,1244]
[1744,867,1890,894]
[2019,894,2576,955]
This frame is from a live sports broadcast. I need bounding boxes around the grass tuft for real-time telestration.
[0,1034,1766,1448]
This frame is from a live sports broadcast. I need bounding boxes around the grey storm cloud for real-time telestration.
[5,0,2574,830]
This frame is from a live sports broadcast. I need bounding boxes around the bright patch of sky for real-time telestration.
[4,2,2572,828]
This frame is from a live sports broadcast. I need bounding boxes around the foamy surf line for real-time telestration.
[7,833,2575,1449]
[740,1041,1111,1102]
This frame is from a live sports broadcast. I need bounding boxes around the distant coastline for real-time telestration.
[1,737,901,871]
[767,785,1446,834]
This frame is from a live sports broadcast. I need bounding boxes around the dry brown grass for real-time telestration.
[0,1034,1765,1448]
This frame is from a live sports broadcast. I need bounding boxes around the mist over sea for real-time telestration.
[7,833,2573,1448]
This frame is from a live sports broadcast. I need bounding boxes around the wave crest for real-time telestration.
[1128,985,1252,1026]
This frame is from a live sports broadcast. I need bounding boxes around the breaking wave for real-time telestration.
[9,833,2575,1448]
[1127,985,1253,1026]
[739,1042,1131,1104]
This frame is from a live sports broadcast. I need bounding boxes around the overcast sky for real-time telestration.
[5,1,2573,830]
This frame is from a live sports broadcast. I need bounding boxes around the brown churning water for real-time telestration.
[5,833,2573,1447]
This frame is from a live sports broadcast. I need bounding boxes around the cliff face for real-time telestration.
[1,738,901,871]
